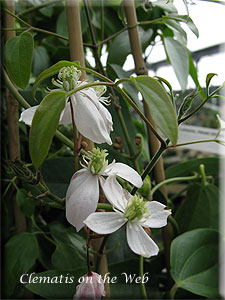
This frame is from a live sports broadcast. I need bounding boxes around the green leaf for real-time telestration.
[152,0,177,12]
[56,11,68,45]
[206,73,218,96]
[107,27,153,66]
[51,244,86,269]
[4,233,39,297]
[5,32,34,90]
[16,188,36,217]
[41,158,74,198]
[32,60,80,99]
[165,157,220,178]
[32,46,50,77]
[170,228,220,298]
[29,91,67,169]
[164,37,189,91]
[188,53,204,98]
[25,268,86,298]
[164,14,199,37]
[109,64,143,112]
[130,75,178,145]
[175,183,219,233]
[163,19,187,41]
[154,76,173,98]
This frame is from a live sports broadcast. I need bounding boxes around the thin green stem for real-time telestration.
[199,164,207,186]
[2,27,27,31]
[96,26,128,47]
[168,139,223,148]
[131,144,166,195]
[4,8,69,41]
[115,78,132,86]
[139,256,148,299]
[170,283,178,299]
[31,216,58,246]
[97,203,114,211]
[151,173,199,196]
[69,99,79,172]
[95,235,109,273]
[116,86,166,146]
[38,182,64,205]
[67,81,114,97]
[17,0,63,17]
[178,86,224,124]
[2,176,17,199]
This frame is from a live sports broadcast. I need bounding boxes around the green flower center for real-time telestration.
[87,148,108,175]
[124,195,149,221]
[58,66,82,91]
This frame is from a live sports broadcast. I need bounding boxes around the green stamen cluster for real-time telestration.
[94,84,107,98]
[58,66,82,91]
[88,148,108,175]
[124,195,149,221]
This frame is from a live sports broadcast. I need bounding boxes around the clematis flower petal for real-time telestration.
[102,176,128,212]
[104,162,142,188]
[59,101,72,124]
[74,92,112,145]
[19,106,38,126]
[98,102,113,133]
[126,222,159,258]
[66,169,99,232]
[146,201,166,213]
[84,212,126,234]
[142,209,171,228]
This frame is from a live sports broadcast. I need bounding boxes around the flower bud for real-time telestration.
[138,176,151,197]
[74,272,106,299]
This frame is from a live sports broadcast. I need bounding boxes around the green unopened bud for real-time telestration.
[178,89,199,120]
[58,66,82,91]
[124,195,149,221]
[138,175,151,197]
[88,148,108,175]
[7,160,37,184]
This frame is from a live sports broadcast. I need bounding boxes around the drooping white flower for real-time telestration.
[19,66,113,145]
[84,176,171,258]
[74,272,105,300]
[66,148,143,232]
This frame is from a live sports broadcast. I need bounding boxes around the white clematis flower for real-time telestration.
[66,148,143,232]
[84,176,171,258]
[216,114,225,138]
[19,66,113,145]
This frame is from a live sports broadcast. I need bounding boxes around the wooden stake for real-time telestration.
[124,0,173,284]
[65,1,110,297]
[4,0,26,234]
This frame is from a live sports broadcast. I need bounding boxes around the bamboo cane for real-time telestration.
[123,0,173,284]
[4,0,26,234]
[65,1,110,297]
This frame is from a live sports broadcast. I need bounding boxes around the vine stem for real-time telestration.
[139,256,148,299]
[170,283,178,299]
[69,99,79,172]
[151,173,199,196]
[131,144,166,195]
[167,138,224,148]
